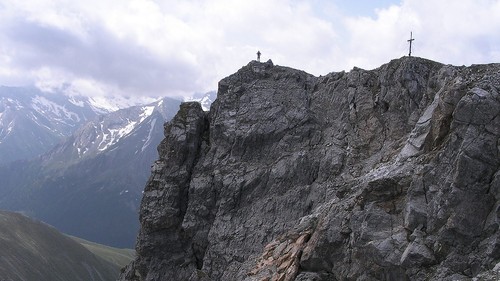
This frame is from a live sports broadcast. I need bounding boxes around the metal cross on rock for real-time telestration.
[408,32,415,57]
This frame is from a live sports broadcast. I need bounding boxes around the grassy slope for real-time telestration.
[0,211,121,281]
[70,236,135,268]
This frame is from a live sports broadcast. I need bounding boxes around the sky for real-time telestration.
[0,0,499,99]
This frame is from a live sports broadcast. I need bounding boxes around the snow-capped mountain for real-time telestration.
[43,98,175,166]
[0,86,100,164]
[184,91,216,111]
[0,86,156,165]
[0,96,184,247]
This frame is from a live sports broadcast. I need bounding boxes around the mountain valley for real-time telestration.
[0,88,217,247]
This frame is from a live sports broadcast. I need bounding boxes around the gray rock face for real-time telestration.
[119,57,500,281]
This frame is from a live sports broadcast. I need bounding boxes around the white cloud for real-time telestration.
[0,0,498,99]
[343,0,500,69]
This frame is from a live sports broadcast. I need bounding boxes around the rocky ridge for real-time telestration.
[120,57,500,280]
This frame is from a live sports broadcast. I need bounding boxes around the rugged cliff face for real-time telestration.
[120,57,500,281]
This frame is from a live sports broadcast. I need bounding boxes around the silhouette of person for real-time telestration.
[257,51,261,62]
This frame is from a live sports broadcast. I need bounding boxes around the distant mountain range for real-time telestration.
[0,86,100,164]
[0,86,214,248]
[185,90,216,111]
[0,86,158,164]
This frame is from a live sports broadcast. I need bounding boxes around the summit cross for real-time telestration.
[408,32,415,57]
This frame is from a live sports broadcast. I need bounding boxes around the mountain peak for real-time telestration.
[120,57,500,280]
[40,96,181,165]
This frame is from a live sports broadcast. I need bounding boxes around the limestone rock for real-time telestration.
[120,58,500,281]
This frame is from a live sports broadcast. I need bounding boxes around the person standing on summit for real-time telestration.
[257,50,261,62]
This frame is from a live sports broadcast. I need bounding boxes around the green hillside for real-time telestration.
[71,236,135,268]
[0,210,121,281]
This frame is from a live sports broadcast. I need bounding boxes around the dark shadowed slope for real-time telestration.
[0,210,120,281]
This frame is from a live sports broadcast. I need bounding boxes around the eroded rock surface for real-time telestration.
[120,57,500,280]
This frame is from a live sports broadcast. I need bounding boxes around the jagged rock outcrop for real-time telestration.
[120,57,500,280]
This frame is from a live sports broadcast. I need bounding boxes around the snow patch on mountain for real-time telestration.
[97,119,134,151]
[141,118,157,153]
[139,106,155,122]
[96,106,157,152]
[68,96,86,107]
[31,95,80,124]
[2,98,24,110]
[119,190,130,196]
[29,112,62,135]
[184,91,216,111]
[87,96,157,114]
[0,120,15,144]
[87,96,121,114]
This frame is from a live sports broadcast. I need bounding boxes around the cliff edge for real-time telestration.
[120,57,500,280]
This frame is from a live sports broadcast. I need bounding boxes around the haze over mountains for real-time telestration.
[0,86,214,247]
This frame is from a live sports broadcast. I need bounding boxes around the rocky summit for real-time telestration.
[119,57,500,281]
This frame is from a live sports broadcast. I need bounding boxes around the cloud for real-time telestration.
[343,0,500,69]
[0,0,342,97]
[1,6,202,97]
[0,0,499,98]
